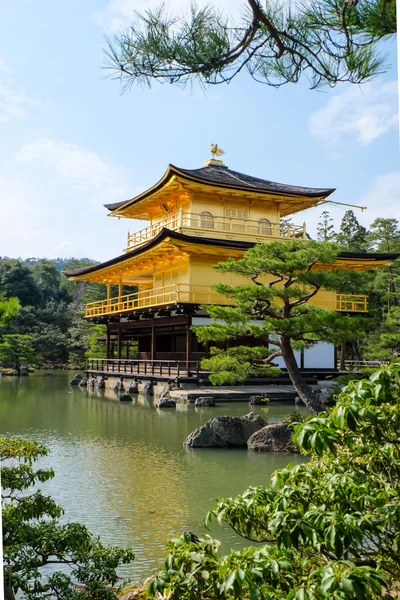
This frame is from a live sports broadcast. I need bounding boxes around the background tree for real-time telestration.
[0,260,41,306]
[336,210,369,252]
[2,437,135,600]
[0,334,38,374]
[0,293,19,327]
[0,258,112,366]
[105,0,395,91]
[367,218,400,311]
[195,239,368,412]
[317,210,336,242]
[361,306,400,360]
[150,365,400,600]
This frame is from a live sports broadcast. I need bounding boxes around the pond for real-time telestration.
[0,371,307,580]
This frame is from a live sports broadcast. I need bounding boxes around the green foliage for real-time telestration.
[1,437,135,599]
[201,346,281,385]
[361,306,400,360]
[281,409,305,425]
[0,334,38,370]
[105,0,394,91]
[151,364,400,599]
[85,324,108,359]
[0,293,19,327]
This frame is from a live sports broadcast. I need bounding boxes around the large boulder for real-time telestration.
[195,396,215,407]
[184,412,266,448]
[247,422,298,453]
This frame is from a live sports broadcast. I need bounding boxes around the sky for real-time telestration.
[0,0,398,262]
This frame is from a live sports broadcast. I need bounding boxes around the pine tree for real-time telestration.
[316,211,336,242]
[367,218,400,311]
[337,210,368,252]
[105,0,395,91]
[194,239,368,412]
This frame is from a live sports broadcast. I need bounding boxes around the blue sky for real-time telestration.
[0,0,398,261]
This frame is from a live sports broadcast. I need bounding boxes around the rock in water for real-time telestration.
[79,377,88,387]
[69,374,83,386]
[142,381,153,396]
[114,381,124,392]
[157,397,176,408]
[248,395,269,405]
[195,396,215,407]
[247,422,298,453]
[183,412,266,448]
[119,394,133,402]
[127,381,138,394]
[96,376,106,390]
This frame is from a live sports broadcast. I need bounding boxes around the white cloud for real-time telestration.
[308,81,399,146]
[93,0,245,33]
[0,57,13,74]
[0,84,49,124]
[357,171,400,227]
[0,139,142,260]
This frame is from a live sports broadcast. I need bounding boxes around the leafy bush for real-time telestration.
[150,364,400,599]
[1,438,135,599]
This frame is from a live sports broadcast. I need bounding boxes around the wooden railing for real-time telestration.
[87,358,201,378]
[126,211,306,251]
[336,294,368,312]
[338,359,388,371]
[85,285,368,317]
[84,284,232,317]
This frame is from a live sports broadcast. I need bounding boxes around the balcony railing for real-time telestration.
[85,284,368,318]
[336,294,368,312]
[85,284,232,317]
[126,211,306,251]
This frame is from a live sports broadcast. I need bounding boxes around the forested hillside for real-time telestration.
[0,258,108,366]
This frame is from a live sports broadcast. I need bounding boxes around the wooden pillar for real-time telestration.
[151,326,156,361]
[118,279,123,297]
[106,327,110,359]
[117,328,122,360]
[186,316,191,368]
[106,284,111,300]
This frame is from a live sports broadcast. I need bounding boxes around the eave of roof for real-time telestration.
[104,164,336,214]
[64,229,400,279]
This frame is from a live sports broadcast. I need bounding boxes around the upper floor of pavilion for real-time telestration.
[104,153,336,252]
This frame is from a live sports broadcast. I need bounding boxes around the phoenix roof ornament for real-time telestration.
[210,144,226,159]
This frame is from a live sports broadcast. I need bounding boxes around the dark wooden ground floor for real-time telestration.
[105,315,208,365]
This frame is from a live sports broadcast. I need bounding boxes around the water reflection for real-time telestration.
[0,372,307,578]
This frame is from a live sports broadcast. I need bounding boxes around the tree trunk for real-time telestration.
[4,584,16,600]
[351,340,362,362]
[340,342,346,371]
[280,336,324,412]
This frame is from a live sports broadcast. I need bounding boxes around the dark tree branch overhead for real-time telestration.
[104,0,395,90]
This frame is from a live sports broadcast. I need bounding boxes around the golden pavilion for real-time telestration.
[65,149,396,380]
